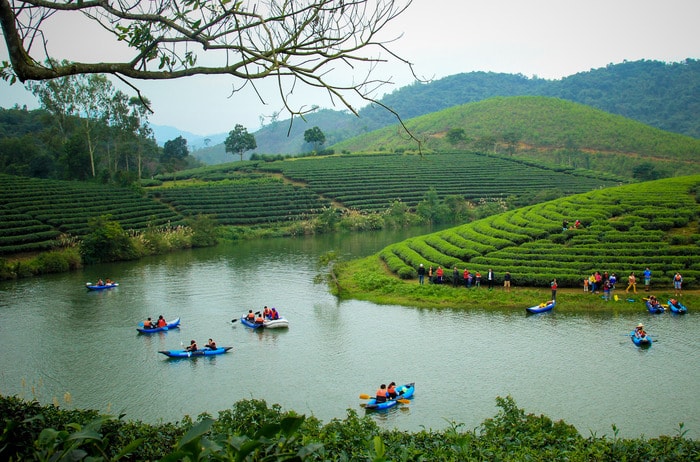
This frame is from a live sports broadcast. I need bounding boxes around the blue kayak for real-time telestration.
[365,383,415,410]
[630,330,652,347]
[526,300,555,314]
[159,346,232,358]
[667,299,688,314]
[241,316,265,329]
[137,317,180,333]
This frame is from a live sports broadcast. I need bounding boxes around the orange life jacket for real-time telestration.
[376,388,387,398]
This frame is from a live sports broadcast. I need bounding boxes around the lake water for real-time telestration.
[0,228,698,439]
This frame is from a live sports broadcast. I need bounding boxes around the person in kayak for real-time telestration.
[156,315,167,328]
[205,338,217,349]
[186,340,198,352]
[634,323,647,338]
[270,308,280,320]
[254,312,265,324]
[143,317,153,329]
[245,310,255,321]
[263,306,271,318]
[375,384,388,403]
[387,382,398,399]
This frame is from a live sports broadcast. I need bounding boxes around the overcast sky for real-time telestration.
[1,0,698,135]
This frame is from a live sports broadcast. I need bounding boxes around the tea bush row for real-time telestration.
[378,176,700,288]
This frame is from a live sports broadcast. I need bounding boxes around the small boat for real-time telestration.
[137,317,181,333]
[364,383,415,410]
[159,346,232,358]
[526,300,555,314]
[667,299,688,314]
[86,282,118,290]
[241,316,265,329]
[263,317,289,329]
[645,300,665,314]
[630,330,652,347]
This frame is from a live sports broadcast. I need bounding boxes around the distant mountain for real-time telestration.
[150,124,228,150]
[189,58,700,163]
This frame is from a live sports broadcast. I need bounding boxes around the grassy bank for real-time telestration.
[333,255,699,313]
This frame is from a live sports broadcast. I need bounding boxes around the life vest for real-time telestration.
[246,312,255,320]
[255,316,264,324]
[263,307,271,317]
[376,388,387,398]
[144,320,152,328]
[157,318,167,327]
[387,384,396,395]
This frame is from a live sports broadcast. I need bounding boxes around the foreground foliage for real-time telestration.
[0,395,696,461]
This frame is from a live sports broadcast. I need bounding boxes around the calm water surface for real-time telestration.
[0,229,698,439]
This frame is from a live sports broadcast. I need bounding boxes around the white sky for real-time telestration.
[1,0,698,135]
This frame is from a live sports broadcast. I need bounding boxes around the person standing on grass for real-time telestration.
[417,264,425,285]
[673,272,683,297]
[452,266,459,287]
[550,278,558,300]
[626,272,637,294]
[643,267,652,292]
[503,272,511,292]
[487,268,495,290]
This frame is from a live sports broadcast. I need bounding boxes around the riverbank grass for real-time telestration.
[334,255,700,312]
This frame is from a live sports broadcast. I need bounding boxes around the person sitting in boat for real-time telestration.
[143,317,153,329]
[263,306,271,318]
[387,382,398,399]
[205,338,217,349]
[156,315,167,327]
[648,295,660,307]
[270,308,280,320]
[105,278,113,285]
[254,313,265,324]
[186,340,198,352]
[246,310,255,321]
[375,384,388,403]
[96,278,104,286]
[634,323,647,338]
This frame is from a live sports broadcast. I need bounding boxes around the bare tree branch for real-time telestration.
[1,0,423,149]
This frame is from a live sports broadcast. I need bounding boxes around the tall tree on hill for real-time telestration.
[28,70,116,178]
[225,125,257,161]
[304,126,326,153]
[162,136,189,172]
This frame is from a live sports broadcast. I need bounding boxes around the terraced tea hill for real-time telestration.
[379,175,700,288]
[149,178,332,226]
[0,174,184,255]
[257,152,620,212]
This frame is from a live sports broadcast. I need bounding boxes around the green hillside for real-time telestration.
[337,175,700,296]
[189,59,700,160]
[332,96,700,179]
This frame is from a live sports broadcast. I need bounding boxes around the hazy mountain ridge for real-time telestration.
[157,59,700,163]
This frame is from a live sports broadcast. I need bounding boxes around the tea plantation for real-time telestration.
[378,175,700,288]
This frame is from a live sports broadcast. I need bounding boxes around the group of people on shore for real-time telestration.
[417,265,509,291]
[584,268,683,298]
